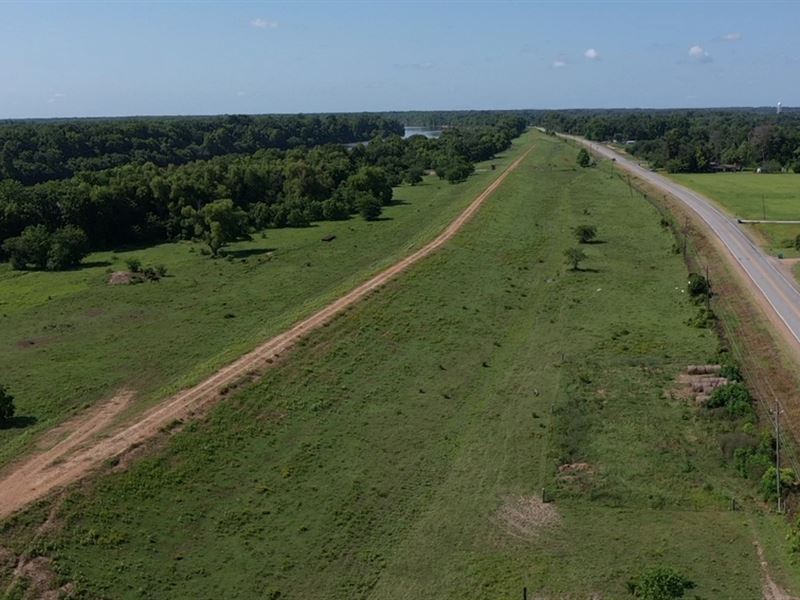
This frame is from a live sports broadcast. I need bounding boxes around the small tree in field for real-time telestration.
[576,148,592,167]
[0,385,15,423]
[357,194,383,221]
[573,224,597,244]
[199,198,249,256]
[564,247,587,271]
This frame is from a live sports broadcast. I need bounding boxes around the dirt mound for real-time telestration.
[107,271,135,285]
[495,494,560,540]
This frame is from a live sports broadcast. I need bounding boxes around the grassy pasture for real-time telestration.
[0,136,531,468]
[1,132,797,598]
[671,172,800,257]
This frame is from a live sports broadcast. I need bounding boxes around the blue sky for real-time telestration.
[1,1,797,118]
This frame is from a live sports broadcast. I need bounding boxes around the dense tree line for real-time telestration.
[0,114,402,185]
[537,109,800,173]
[0,116,525,268]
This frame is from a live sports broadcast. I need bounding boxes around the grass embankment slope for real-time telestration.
[2,132,798,598]
[0,137,528,468]
[671,172,800,257]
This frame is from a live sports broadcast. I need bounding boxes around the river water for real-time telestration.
[403,126,442,139]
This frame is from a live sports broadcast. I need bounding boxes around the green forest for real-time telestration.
[538,108,800,173]
[0,114,526,269]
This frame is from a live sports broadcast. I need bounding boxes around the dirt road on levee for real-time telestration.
[0,146,533,521]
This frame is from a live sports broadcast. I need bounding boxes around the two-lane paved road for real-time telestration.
[564,134,800,349]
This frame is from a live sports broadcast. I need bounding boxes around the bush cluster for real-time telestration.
[2,224,88,270]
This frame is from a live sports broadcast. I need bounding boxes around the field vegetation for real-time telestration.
[2,132,798,598]
[0,137,530,468]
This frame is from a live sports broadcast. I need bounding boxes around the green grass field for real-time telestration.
[0,137,530,468]
[2,132,797,598]
[671,172,800,257]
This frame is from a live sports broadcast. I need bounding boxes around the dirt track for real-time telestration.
[0,146,532,521]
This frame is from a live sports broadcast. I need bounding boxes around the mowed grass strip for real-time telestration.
[2,132,797,599]
[671,172,800,256]
[0,134,531,467]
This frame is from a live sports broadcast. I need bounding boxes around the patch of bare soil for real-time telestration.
[15,337,51,350]
[4,554,75,600]
[107,270,135,285]
[0,391,135,520]
[755,540,799,600]
[0,147,533,521]
[494,495,561,541]
[0,547,15,571]
[557,462,595,493]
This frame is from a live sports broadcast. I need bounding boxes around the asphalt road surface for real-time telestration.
[565,134,800,349]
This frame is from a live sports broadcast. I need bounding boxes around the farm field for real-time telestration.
[0,135,530,469]
[671,172,800,257]
[2,132,797,598]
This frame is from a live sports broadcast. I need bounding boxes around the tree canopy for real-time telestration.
[0,114,526,268]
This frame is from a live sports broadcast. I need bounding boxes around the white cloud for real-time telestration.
[583,48,599,60]
[251,18,278,29]
[688,45,712,62]
[721,32,742,41]
[551,57,567,68]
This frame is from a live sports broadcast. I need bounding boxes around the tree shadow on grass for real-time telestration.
[567,267,601,273]
[223,247,277,259]
[386,198,411,207]
[78,260,114,269]
[0,415,37,430]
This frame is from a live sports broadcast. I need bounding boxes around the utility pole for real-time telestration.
[775,400,782,513]
[705,265,711,312]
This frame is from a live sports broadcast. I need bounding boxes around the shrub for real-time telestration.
[686,307,715,328]
[719,361,743,383]
[627,567,694,599]
[788,517,800,555]
[760,466,797,502]
[0,385,15,422]
[573,224,598,244]
[125,257,142,273]
[686,273,709,297]
[576,148,592,168]
[155,264,168,278]
[707,382,753,417]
